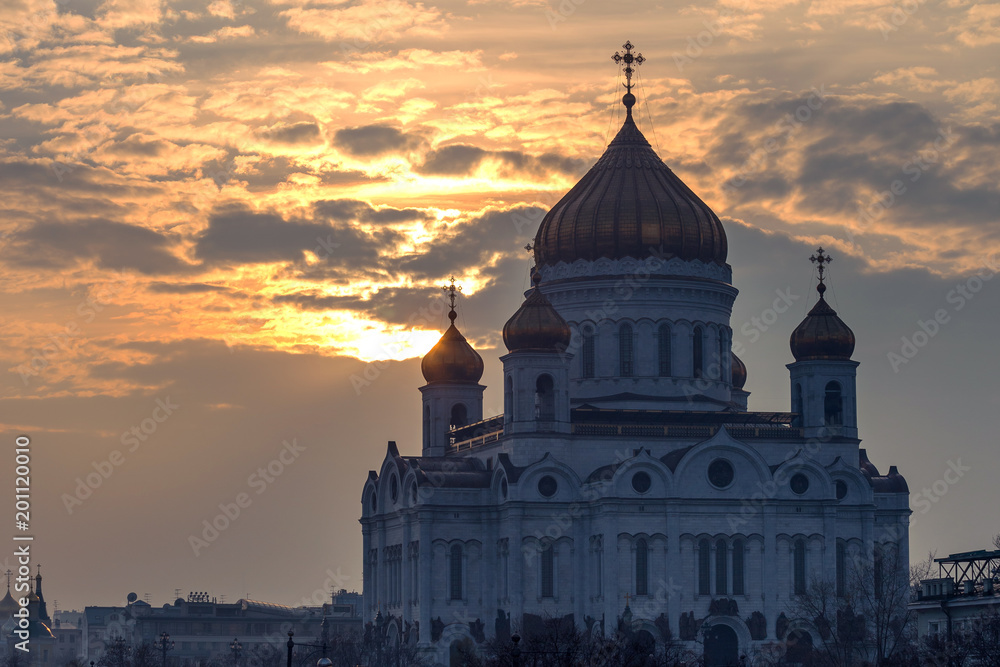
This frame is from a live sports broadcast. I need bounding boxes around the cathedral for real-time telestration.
[360,44,910,666]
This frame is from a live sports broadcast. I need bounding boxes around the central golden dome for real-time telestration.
[533,113,727,268]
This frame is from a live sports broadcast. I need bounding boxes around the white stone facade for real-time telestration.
[360,252,911,665]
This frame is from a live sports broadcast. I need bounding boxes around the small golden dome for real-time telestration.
[731,352,747,389]
[420,313,484,384]
[790,283,855,361]
[503,273,571,353]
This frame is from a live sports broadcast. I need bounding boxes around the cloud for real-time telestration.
[192,205,397,267]
[5,219,193,275]
[312,199,431,224]
[258,121,323,145]
[417,144,590,178]
[280,0,445,43]
[333,123,426,157]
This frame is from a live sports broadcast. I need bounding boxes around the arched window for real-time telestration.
[658,324,672,376]
[732,539,745,595]
[698,539,711,596]
[450,403,467,429]
[541,543,554,598]
[824,381,843,425]
[717,328,725,379]
[619,323,634,377]
[635,539,648,596]
[693,326,704,378]
[535,374,555,421]
[582,327,595,378]
[449,544,463,600]
[793,540,806,595]
[836,541,846,598]
[792,383,803,427]
[715,539,728,595]
[423,405,431,447]
[504,375,513,424]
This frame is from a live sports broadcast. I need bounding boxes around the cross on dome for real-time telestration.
[612,40,645,94]
[442,276,462,323]
[809,247,833,296]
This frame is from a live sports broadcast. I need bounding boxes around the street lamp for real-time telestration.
[285,629,330,667]
[155,632,174,667]
[511,633,521,667]
[230,638,242,666]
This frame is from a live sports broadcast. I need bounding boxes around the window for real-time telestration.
[504,375,513,424]
[693,326,704,378]
[449,544,463,600]
[824,381,843,425]
[836,541,846,598]
[732,539,745,595]
[541,543,554,598]
[582,328,595,378]
[450,403,467,429]
[423,405,431,446]
[658,324,671,376]
[535,374,555,420]
[715,539,728,595]
[635,539,648,596]
[792,383,803,427]
[619,323,634,377]
[717,328,725,379]
[698,539,711,595]
[794,540,806,595]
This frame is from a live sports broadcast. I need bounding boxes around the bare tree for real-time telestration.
[992,533,1000,552]
[967,608,1000,667]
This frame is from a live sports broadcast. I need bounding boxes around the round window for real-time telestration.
[791,473,810,495]
[538,475,558,498]
[708,459,735,488]
[835,480,848,500]
[631,471,652,493]
[390,475,399,503]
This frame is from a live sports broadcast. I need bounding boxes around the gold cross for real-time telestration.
[624,592,632,606]
[809,247,832,283]
[612,40,645,93]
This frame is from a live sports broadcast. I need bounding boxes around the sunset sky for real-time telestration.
[1,0,998,611]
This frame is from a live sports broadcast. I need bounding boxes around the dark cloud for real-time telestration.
[313,199,430,224]
[333,124,426,157]
[417,144,590,178]
[259,121,323,145]
[146,282,230,293]
[192,205,398,267]
[272,286,449,326]
[5,219,194,275]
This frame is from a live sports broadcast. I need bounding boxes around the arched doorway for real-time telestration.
[785,628,813,665]
[449,637,474,666]
[704,624,739,667]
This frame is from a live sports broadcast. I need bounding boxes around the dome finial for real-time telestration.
[809,247,832,298]
[442,276,462,323]
[612,40,644,116]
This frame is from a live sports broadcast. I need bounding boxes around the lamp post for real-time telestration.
[230,638,242,667]
[155,632,174,667]
[511,633,521,667]
[285,628,330,667]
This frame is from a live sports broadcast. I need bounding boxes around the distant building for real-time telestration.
[85,591,362,666]
[1,568,57,667]
[911,549,1000,640]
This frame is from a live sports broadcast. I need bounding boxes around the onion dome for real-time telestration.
[790,248,855,361]
[420,281,484,384]
[731,352,747,389]
[533,70,727,268]
[503,272,572,353]
[0,589,18,620]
